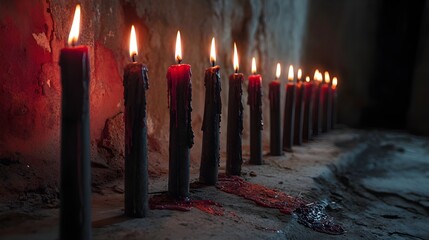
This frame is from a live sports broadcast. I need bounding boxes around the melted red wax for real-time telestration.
[216,174,304,214]
[149,194,224,216]
[216,174,345,235]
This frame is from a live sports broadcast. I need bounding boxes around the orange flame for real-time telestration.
[251,57,257,74]
[210,37,216,65]
[332,77,338,89]
[324,71,330,84]
[288,65,294,82]
[68,4,81,46]
[129,25,138,59]
[305,76,310,82]
[175,31,182,63]
[275,63,281,79]
[233,43,239,72]
[297,68,302,80]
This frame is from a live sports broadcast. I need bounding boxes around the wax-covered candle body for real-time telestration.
[283,83,296,151]
[199,65,221,185]
[124,62,149,217]
[321,84,332,133]
[226,73,244,175]
[302,82,313,141]
[331,87,337,129]
[312,82,322,136]
[269,80,282,155]
[167,64,193,199]
[59,46,91,240]
[248,74,263,165]
[293,82,305,145]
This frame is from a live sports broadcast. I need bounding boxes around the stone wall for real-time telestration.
[1,0,428,192]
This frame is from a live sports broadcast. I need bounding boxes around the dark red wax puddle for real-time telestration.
[149,194,224,216]
[216,174,345,235]
[216,174,305,213]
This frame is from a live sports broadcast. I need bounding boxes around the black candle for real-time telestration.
[59,5,91,240]
[248,57,263,165]
[312,70,323,136]
[167,31,194,199]
[226,43,244,176]
[293,68,305,145]
[269,63,282,156]
[124,25,149,217]
[199,38,221,185]
[321,71,332,133]
[283,65,296,152]
[331,77,338,129]
[302,76,313,142]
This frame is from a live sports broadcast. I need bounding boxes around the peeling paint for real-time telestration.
[32,32,51,52]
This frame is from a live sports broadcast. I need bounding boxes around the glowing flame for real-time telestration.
[332,77,338,89]
[305,76,310,82]
[275,63,281,79]
[233,43,239,72]
[210,37,216,65]
[68,4,81,46]
[314,69,320,81]
[324,71,330,83]
[129,25,138,59]
[288,65,294,82]
[175,31,182,63]
[297,68,302,80]
[251,57,257,74]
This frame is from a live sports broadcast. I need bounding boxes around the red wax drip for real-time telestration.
[149,194,224,216]
[216,174,345,235]
[216,174,304,213]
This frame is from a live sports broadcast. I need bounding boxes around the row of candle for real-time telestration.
[58,5,338,240]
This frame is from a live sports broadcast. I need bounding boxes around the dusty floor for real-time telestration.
[1,129,428,239]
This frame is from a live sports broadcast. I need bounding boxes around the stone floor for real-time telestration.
[1,129,428,239]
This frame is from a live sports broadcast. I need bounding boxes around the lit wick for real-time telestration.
[175,31,182,64]
[129,25,138,63]
[210,37,216,67]
[233,42,239,73]
[68,4,81,47]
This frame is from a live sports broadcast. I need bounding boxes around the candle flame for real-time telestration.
[288,65,294,82]
[297,68,302,80]
[306,76,310,82]
[324,71,330,83]
[332,77,338,89]
[275,63,281,79]
[68,4,81,46]
[210,37,216,65]
[233,43,239,72]
[129,25,138,59]
[175,31,182,63]
[251,57,257,74]
[314,69,319,81]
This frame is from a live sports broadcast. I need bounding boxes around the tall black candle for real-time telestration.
[59,5,91,240]
[321,71,332,133]
[312,70,322,136]
[331,77,338,129]
[269,63,282,156]
[283,65,296,152]
[248,57,263,165]
[226,43,244,176]
[124,25,149,217]
[293,69,305,145]
[302,76,313,142]
[199,38,221,185]
[167,31,194,199]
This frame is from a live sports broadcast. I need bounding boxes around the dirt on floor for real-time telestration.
[0,128,428,239]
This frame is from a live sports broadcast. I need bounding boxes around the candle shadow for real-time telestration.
[92,215,129,228]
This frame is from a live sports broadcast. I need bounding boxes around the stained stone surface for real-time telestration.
[0,129,428,239]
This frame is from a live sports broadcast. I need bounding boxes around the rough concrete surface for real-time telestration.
[1,129,428,239]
